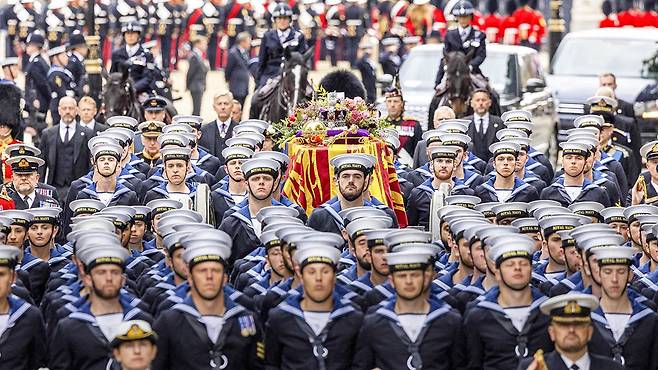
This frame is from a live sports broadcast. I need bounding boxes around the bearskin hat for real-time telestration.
[318,70,366,99]
[0,83,22,129]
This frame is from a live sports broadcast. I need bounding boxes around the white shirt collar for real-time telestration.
[217,118,231,134]
[80,119,95,130]
[59,121,76,140]
[277,28,291,39]
[458,25,471,35]
[21,191,36,206]
[126,44,140,56]
[560,352,590,370]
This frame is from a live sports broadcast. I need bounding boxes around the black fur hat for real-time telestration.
[505,0,518,14]
[0,83,22,129]
[602,0,613,15]
[487,0,499,13]
[318,70,366,99]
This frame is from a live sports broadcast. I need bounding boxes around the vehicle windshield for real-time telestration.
[552,38,658,78]
[400,50,517,97]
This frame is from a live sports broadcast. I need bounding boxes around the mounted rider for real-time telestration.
[434,0,487,89]
[255,3,308,89]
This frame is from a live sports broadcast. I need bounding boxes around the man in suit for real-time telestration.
[37,97,92,201]
[77,96,108,136]
[186,32,209,116]
[517,294,623,370]
[599,73,635,118]
[465,88,503,162]
[434,0,486,87]
[225,32,252,106]
[198,91,238,162]
[3,155,58,209]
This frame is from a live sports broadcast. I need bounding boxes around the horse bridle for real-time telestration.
[278,65,308,112]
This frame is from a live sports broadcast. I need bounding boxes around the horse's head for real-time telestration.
[443,50,473,108]
[280,47,314,109]
[103,70,137,118]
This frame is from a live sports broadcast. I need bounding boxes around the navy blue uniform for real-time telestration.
[406,178,475,230]
[25,53,50,122]
[256,28,307,88]
[435,26,486,86]
[474,177,540,203]
[110,44,155,95]
[540,178,611,207]
[66,52,87,98]
[47,65,76,123]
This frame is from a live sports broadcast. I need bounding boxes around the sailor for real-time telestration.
[532,215,585,289]
[47,42,76,124]
[142,146,199,205]
[518,294,623,370]
[152,238,264,369]
[141,199,183,262]
[587,246,658,369]
[266,242,363,369]
[66,30,88,98]
[541,141,610,207]
[109,320,158,370]
[354,249,466,369]
[463,234,552,369]
[75,142,139,206]
[407,146,476,230]
[49,242,153,369]
[172,115,222,176]
[211,146,253,223]
[307,154,398,235]
[475,141,540,203]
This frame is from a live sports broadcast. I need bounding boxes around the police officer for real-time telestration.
[24,31,49,133]
[142,95,170,123]
[256,3,307,88]
[47,42,75,124]
[435,0,487,87]
[266,242,363,369]
[110,21,155,95]
[67,30,88,98]
[354,249,466,369]
[153,237,264,369]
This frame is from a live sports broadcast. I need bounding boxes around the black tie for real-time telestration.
[570,365,579,370]
[64,125,70,143]
[478,118,484,133]
[23,195,30,207]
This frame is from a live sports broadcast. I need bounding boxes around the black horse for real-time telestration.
[250,48,314,123]
[99,69,142,121]
[428,49,501,122]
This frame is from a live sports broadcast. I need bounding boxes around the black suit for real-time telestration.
[225,45,251,105]
[198,119,238,162]
[516,350,623,370]
[37,123,92,194]
[80,120,109,136]
[466,113,504,162]
[186,50,209,116]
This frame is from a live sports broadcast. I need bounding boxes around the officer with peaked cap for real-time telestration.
[211,146,254,223]
[136,120,166,168]
[49,242,153,370]
[110,320,158,370]
[75,142,139,207]
[0,245,47,368]
[4,155,58,209]
[266,242,362,369]
[406,145,475,230]
[518,294,623,370]
[475,141,540,203]
[586,246,658,369]
[308,154,398,235]
[153,240,264,369]
[354,250,465,369]
[541,141,610,207]
[463,235,552,369]
[631,140,658,206]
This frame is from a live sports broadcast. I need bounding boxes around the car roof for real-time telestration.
[409,43,538,56]
[563,27,658,41]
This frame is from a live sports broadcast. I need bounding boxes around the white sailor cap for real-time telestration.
[106,116,138,131]
[330,154,376,174]
[489,141,520,156]
[157,133,190,148]
[47,45,67,57]
[437,119,470,133]
[0,210,33,227]
[567,135,599,152]
[502,136,531,150]
[437,205,477,219]
[429,145,459,160]
[88,135,120,150]
[445,195,481,209]
[29,207,61,224]
[538,215,584,237]
[255,206,298,222]
[384,251,432,272]
[539,293,599,321]
[0,245,20,268]
[568,202,604,220]
[600,207,627,224]
[449,219,490,240]
[69,199,105,216]
[235,131,266,144]
[253,151,290,168]
[381,37,400,46]
[576,234,625,253]
[501,110,532,123]
[183,242,232,268]
[511,217,540,234]
[159,210,204,229]
[161,146,191,161]
[78,244,130,270]
[101,212,133,229]
[238,119,269,132]
[172,115,203,130]
[496,128,529,140]
[439,133,471,148]
[623,204,658,223]
[91,142,123,161]
[487,235,535,266]
[225,136,259,150]
[462,222,496,244]
[260,230,283,250]
[179,229,232,248]
[477,225,520,245]
[533,206,572,220]
[441,209,485,225]
[592,246,634,265]
[293,244,341,268]
[133,206,151,222]
[391,242,441,257]
[505,121,535,135]
[0,57,18,68]
[640,141,658,160]
[338,206,388,224]
[636,214,658,227]
[573,115,604,130]
[103,128,135,146]
[241,158,280,178]
[145,199,183,216]
[172,223,214,234]
[383,229,432,249]
[162,123,194,137]
[384,134,401,150]
[261,217,304,231]
[102,206,137,219]
[474,202,500,218]
[560,141,591,157]
[569,223,616,240]
[221,146,254,162]
[4,143,40,158]
[527,200,562,216]
[234,123,266,135]
[299,232,345,249]
[345,216,393,241]
[422,129,443,145]
[361,229,391,248]
[492,202,529,221]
